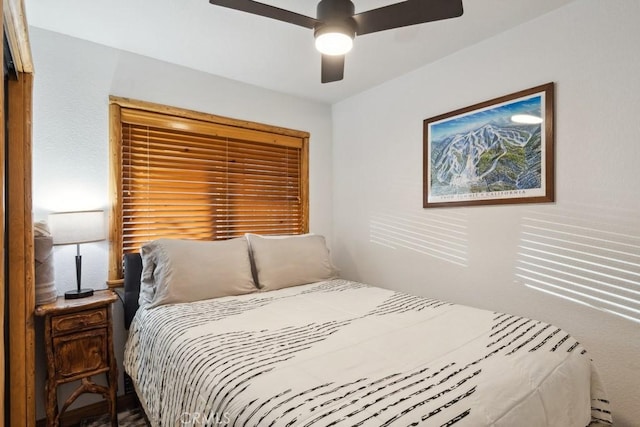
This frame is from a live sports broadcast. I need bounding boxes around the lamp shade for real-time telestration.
[49,210,106,245]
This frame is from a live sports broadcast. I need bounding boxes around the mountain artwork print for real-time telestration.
[423,83,554,208]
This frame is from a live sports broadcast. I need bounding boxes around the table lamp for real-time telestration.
[49,210,106,299]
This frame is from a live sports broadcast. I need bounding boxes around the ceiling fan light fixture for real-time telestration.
[314,23,354,55]
[315,31,353,55]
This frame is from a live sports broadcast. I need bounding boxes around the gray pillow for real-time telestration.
[246,233,338,291]
[139,237,257,307]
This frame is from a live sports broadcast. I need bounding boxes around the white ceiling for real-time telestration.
[25,0,576,104]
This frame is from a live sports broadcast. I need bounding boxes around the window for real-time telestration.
[108,98,309,284]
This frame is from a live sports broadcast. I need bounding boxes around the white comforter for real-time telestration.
[124,279,611,426]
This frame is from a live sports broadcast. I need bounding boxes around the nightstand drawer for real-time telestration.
[51,307,107,336]
[53,329,109,380]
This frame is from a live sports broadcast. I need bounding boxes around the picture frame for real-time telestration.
[423,82,554,208]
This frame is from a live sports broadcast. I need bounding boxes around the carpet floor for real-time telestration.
[80,407,149,427]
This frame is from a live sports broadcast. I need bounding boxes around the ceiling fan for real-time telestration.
[208,0,464,83]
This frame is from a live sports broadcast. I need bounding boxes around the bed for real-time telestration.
[123,235,612,427]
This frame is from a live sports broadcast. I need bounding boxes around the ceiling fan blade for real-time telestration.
[209,0,318,29]
[353,0,463,36]
[321,55,345,83]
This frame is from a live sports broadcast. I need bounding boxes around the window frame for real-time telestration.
[108,97,309,286]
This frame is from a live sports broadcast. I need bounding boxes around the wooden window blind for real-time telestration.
[108,98,309,285]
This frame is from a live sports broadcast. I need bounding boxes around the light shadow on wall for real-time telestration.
[516,205,640,323]
[369,209,469,267]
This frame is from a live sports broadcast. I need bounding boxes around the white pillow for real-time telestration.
[139,238,257,307]
[246,233,338,291]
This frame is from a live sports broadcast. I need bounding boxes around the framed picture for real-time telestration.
[423,82,554,208]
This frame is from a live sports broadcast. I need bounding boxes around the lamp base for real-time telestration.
[64,288,94,299]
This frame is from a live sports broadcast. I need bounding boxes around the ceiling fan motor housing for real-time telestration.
[315,0,357,37]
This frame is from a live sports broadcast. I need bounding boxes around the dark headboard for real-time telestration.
[123,253,143,329]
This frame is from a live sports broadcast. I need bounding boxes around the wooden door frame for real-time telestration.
[7,71,35,426]
[1,0,5,421]
[3,0,35,425]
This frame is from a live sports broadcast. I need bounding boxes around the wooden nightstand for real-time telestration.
[35,290,118,427]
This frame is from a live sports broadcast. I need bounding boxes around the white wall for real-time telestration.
[30,27,334,419]
[332,0,640,425]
